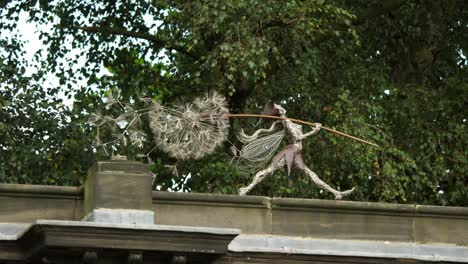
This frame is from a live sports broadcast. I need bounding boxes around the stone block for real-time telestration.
[153,192,272,234]
[412,205,468,246]
[271,198,413,241]
[84,161,153,216]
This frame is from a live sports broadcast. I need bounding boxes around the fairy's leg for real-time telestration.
[239,158,285,196]
[297,160,355,199]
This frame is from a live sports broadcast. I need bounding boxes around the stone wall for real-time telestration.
[0,184,83,222]
[1,183,467,246]
[152,191,468,246]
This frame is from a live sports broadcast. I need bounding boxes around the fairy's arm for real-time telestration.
[238,121,281,143]
[299,123,321,140]
[284,120,320,141]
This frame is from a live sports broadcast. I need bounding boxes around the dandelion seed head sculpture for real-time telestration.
[148,91,230,160]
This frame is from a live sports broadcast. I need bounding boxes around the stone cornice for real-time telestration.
[1,220,240,262]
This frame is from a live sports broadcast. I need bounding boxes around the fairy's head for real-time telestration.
[273,104,286,116]
[261,102,286,117]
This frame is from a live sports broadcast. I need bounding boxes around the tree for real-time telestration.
[0,0,466,205]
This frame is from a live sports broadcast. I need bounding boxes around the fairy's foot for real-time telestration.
[239,187,249,196]
[334,187,355,200]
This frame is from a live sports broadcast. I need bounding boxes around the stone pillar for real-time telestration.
[83,160,154,224]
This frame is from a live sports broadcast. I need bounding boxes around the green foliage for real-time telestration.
[0,85,95,185]
[0,0,466,205]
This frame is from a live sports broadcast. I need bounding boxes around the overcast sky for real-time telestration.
[12,11,112,107]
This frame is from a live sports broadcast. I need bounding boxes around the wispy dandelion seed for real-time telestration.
[148,91,229,160]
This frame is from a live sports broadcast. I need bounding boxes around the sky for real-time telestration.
[11,11,111,108]
[10,9,167,108]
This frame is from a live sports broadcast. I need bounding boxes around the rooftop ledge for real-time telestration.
[1,181,468,263]
[1,183,467,246]
[1,183,466,218]
[1,181,467,213]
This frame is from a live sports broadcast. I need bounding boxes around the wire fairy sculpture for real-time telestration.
[90,91,376,199]
[236,103,355,199]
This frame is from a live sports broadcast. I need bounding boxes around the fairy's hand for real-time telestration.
[313,123,322,129]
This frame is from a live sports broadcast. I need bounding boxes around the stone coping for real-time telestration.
[0,184,83,197]
[272,197,468,217]
[0,223,30,240]
[153,191,271,207]
[229,235,468,263]
[92,160,149,173]
[153,191,468,217]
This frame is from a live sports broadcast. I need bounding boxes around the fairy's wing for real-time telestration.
[237,130,285,170]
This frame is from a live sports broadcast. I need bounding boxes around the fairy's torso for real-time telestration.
[282,119,303,149]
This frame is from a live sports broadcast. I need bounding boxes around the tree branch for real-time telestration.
[77,26,197,59]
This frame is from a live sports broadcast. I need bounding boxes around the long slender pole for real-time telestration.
[226,113,379,147]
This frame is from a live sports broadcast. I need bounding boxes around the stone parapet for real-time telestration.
[152,192,468,246]
[0,183,467,246]
[0,184,83,222]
